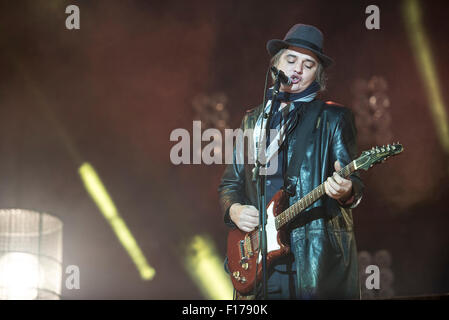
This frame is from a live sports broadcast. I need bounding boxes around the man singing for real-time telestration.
[218,24,364,299]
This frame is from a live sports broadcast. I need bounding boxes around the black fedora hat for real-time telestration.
[266,24,333,68]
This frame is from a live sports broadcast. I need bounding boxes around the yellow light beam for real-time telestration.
[185,235,234,300]
[79,162,155,280]
[10,55,156,282]
[403,0,449,160]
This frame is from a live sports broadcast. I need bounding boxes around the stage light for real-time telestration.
[192,92,230,130]
[403,0,449,162]
[0,253,40,299]
[185,235,233,300]
[0,209,63,300]
[351,76,393,147]
[78,162,155,280]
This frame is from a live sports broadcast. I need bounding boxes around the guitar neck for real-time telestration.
[275,160,357,230]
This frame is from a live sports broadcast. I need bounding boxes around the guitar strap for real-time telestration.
[283,100,324,196]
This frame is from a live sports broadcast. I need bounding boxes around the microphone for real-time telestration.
[270,66,292,85]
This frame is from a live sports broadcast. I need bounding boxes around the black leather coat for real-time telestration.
[218,99,364,299]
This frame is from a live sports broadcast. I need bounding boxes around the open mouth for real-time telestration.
[290,74,301,84]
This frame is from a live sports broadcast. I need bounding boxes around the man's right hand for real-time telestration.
[229,203,260,232]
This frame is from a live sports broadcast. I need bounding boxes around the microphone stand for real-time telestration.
[255,75,281,300]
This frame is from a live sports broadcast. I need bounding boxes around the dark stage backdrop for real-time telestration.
[0,0,448,299]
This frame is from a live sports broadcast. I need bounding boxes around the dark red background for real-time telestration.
[0,0,448,299]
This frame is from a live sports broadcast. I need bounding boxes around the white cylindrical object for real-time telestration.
[0,209,63,300]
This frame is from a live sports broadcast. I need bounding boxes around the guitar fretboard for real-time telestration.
[275,161,356,230]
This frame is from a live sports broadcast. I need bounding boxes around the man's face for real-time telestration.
[275,46,319,93]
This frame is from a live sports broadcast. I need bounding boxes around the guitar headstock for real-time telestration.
[355,143,403,171]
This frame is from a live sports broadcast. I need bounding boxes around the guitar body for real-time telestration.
[226,189,291,295]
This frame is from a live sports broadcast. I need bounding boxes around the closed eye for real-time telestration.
[286,54,297,64]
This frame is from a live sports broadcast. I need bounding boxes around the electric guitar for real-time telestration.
[226,143,403,295]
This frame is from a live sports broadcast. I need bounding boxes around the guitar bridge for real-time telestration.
[239,235,254,267]
[239,240,246,263]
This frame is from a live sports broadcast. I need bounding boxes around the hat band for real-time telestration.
[285,38,323,53]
